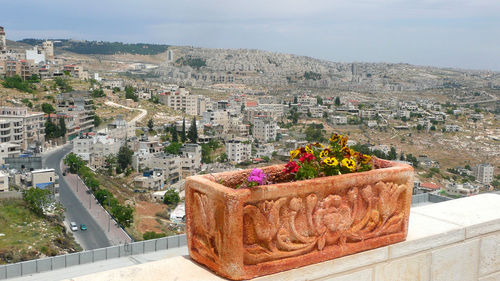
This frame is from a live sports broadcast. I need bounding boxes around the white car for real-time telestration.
[70,222,78,232]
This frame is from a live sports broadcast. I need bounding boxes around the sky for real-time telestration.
[1,0,500,71]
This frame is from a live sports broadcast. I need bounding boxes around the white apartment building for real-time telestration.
[0,171,8,192]
[73,134,122,169]
[445,182,479,197]
[297,96,317,106]
[253,117,277,143]
[445,124,461,132]
[359,110,378,119]
[180,144,202,178]
[141,153,181,184]
[158,87,208,116]
[0,142,21,164]
[31,168,59,194]
[56,92,95,138]
[134,170,164,190]
[202,110,229,127]
[255,143,275,158]
[331,115,347,125]
[0,107,45,151]
[226,138,252,163]
[472,164,494,184]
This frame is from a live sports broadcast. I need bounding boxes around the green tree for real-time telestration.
[94,115,102,127]
[58,117,67,137]
[201,144,212,164]
[335,97,341,106]
[388,146,397,160]
[181,118,186,143]
[171,126,178,142]
[64,153,86,173]
[163,189,180,205]
[164,142,182,155]
[91,88,105,98]
[316,96,323,105]
[112,204,134,227]
[117,144,133,170]
[23,188,52,216]
[217,152,228,163]
[45,118,59,139]
[188,117,198,143]
[147,118,154,132]
[41,103,55,114]
[293,96,298,104]
[125,86,138,102]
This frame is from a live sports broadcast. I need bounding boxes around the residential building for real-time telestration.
[56,91,95,137]
[42,41,54,59]
[202,110,229,127]
[0,107,45,151]
[73,133,123,169]
[180,144,202,178]
[26,46,45,64]
[0,26,5,53]
[226,138,252,163]
[6,60,38,80]
[330,115,347,125]
[140,153,181,184]
[31,168,59,194]
[0,171,8,192]
[472,164,494,184]
[445,182,479,197]
[253,117,277,142]
[134,170,164,190]
[63,64,83,78]
[444,124,461,132]
[158,87,208,116]
[254,143,275,158]
[0,142,21,164]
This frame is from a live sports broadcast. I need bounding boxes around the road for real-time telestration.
[44,144,111,250]
[104,101,148,125]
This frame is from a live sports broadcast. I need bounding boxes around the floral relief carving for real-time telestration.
[243,181,408,265]
[191,191,223,264]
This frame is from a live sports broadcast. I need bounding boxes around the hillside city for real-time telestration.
[0,24,499,268]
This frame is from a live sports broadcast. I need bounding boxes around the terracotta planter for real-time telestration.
[185,158,413,280]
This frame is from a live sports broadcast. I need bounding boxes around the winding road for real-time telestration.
[104,101,148,125]
[43,145,111,250]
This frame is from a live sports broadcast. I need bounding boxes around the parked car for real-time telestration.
[70,222,78,232]
[80,224,87,231]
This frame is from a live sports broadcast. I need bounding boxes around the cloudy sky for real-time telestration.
[1,0,500,70]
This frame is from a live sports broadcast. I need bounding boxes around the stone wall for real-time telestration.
[68,194,500,281]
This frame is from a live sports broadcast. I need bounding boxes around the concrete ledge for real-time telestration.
[67,194,500,281]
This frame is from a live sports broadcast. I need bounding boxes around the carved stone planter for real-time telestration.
[185,158,413,280]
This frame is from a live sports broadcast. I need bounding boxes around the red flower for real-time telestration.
[283,161,299,174]
[299,153,316,163]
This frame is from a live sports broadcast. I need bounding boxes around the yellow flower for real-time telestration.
[361,154,371,165]
[290,149,300,160]
[319,149,329,158]
[312,142,324,148]
[323,157,339,166]
[341,158,356,171]
[339,135,348,148]
[305,145,314,154]
[329,134,341,143]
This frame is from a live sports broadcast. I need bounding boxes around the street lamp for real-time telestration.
[104,195,111,232]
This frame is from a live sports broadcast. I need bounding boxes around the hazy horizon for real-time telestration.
[2,0,500,71]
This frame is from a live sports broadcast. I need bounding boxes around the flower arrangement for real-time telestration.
[236,133,372,188]
[283,133,372,180]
